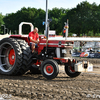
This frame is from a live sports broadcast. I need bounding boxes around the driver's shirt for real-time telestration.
[28,31,39,42]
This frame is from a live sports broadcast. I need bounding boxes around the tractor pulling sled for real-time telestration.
[0,21,93,80]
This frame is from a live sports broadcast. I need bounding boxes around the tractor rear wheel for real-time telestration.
[0,38,32,75]
[15,39,32,75]
[41,59,59,79]
[65,64,81,78]
[0,38,22,75]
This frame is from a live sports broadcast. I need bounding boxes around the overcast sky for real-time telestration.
[0,0,100,15]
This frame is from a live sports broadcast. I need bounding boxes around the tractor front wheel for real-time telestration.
[65,64,81,78]
[41,59,59,80]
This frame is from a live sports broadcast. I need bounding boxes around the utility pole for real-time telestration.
[45,0,49,54]
[45,0,48,39]
[65,19,69,40]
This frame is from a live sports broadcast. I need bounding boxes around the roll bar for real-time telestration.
[19,22,34,35]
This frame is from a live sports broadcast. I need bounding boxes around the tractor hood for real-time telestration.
[39,36,73,48]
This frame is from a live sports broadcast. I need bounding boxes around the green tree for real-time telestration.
[3,1,100,36]
[66,1,92,36]
[34,8,45,34]
[49,7,69,34]
[3,7,45,34]
[91,3,100,36]
[0,13,4,34]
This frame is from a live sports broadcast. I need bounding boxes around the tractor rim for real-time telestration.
[0,42,16,72]
[44,64,54,75]
[69,66,75,73]
[8,49,15,66]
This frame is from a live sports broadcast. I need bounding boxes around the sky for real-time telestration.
[0,0,100,15]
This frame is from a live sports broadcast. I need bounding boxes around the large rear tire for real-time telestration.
[0,38,22,75]
[15,39,32,75]
[0,38,33,75]
[65,64,81,78]
[41,59,59,80]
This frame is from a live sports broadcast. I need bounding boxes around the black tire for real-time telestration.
[0,38,22,75]
[15,39,32,75]
[41,59,59,80]
[30,65,41,74]
[65,64,81,78]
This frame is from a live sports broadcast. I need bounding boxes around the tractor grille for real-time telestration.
[61,48,72,58]
[56,47,73,58]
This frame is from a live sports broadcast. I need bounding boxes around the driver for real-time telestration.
[28,27,39,53]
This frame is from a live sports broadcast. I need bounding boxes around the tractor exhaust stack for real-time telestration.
[45,0,48,39]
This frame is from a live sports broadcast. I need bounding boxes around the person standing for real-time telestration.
[62,27,66,37]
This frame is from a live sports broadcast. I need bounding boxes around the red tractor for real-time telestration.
[0,22,93,79]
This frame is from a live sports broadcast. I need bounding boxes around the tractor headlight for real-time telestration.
[59,41,62,45]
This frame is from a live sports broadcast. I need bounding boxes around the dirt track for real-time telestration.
[0,65,100,100]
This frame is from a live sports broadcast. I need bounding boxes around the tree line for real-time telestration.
[0,1,100,36]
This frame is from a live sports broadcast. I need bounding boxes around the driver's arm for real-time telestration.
[30,37,39,44]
